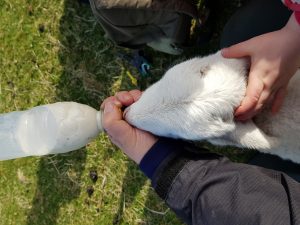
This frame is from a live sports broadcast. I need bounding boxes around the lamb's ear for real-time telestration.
[209,120,279,151]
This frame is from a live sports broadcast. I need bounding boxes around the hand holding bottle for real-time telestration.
[101,90,158,164]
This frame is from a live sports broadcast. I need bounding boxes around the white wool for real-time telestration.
[125,51,300,164]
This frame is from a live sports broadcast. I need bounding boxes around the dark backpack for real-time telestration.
[89,0,199,55]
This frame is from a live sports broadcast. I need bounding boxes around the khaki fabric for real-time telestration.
[90,0,198,54]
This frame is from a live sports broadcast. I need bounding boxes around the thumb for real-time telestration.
[221,40,252,58]
[103,102,123,122]
[103,102,134,139]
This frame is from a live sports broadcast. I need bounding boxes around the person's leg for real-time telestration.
[248,153,300,182]
[220,0,291,48]
[220,0,299,182]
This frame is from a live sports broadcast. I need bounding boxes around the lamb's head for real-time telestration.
[124,51,248,140]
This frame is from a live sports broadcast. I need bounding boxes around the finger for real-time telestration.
[102,102,137,151]
[129,89,142,102]
[221,39,252,59]
[100,96,121,110]
[102,102,133,137]
[235,70,264,120]
[100,96,115,109]
[266,92,276,105]
[103,102,123,121]
[115,90,142,105]
[271,86,287,115]
[257,88,272,109]
[115,91,135,106]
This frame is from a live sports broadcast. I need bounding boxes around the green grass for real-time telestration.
[0,0,252,224]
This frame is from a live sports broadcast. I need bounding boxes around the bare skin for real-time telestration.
[222,13,300,121]
[101,90,157,164]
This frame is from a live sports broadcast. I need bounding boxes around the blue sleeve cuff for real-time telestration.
[139,138,182,180]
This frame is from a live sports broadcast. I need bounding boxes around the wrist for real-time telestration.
[285,13,300,34]
[295,12,300,24]
[282,14,300,58]
[131,136,158,165]
[108,133,159,165]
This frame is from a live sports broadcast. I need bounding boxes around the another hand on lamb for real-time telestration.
[101,90,158,164]
[222,14,300,121]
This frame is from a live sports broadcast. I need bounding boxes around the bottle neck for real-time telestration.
[96,110,104,132]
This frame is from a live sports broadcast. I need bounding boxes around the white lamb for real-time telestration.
[124,51,300,164]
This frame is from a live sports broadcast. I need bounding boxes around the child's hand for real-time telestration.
[222,14,300,121]
[101,90,158,164]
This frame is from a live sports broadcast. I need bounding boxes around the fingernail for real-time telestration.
[221,48,227,56]
[104,102,114,114]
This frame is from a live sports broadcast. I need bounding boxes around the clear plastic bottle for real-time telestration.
[0,102,103,160]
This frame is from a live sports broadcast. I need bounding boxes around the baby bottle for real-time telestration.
[0,102,103,160]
